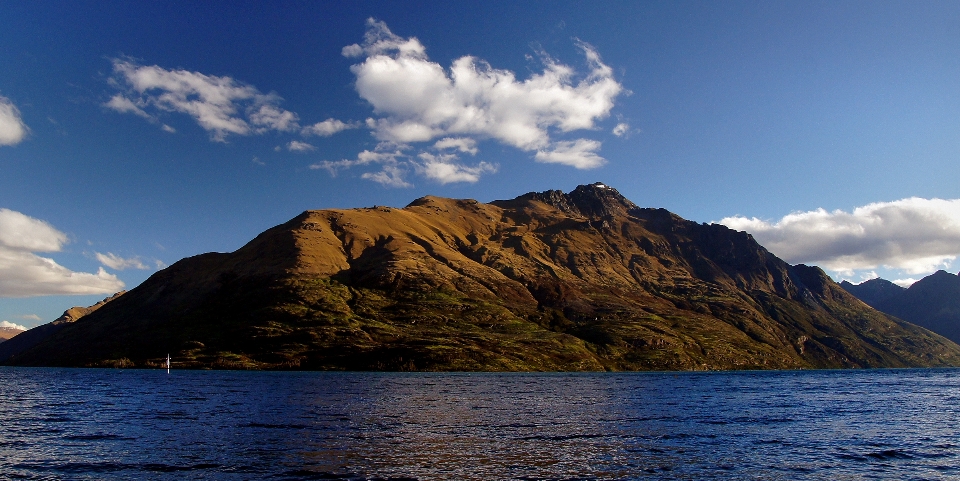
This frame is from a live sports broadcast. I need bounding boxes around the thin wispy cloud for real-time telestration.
[612,122,629,137]
[0,208,125,297]
[285,140,316,152]
[311,141,496,187]
[302,118,358,137]
[0,95,28,146]
[362,164,412,188]
[534,139,605,169]
[106,59,350,143]
[434,137,478,155]
[95,252,150,271]
[321,18,624,187]
[416,152,497,184]
[719,197,960,277]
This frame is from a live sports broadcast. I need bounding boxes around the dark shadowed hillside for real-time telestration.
[7,184,960,371]
[840,278,905,307]
[0,292,124,362]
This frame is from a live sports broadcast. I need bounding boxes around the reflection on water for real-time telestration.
[1,368,960,480]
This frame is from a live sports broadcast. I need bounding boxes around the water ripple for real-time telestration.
[2,368,960,480]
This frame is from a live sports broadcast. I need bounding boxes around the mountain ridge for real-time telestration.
[6,183,960,370]
[842,270,960,344]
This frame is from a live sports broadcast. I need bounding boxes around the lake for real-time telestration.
[1,368,958,480]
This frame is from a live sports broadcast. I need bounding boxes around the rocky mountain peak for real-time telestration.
[512,182,638,218]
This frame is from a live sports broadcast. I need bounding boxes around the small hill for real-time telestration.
[843,271,960,345]
[5,184,960,371]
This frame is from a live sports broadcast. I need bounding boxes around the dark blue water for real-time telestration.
[1,368,959,480]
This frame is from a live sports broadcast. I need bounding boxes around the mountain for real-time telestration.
[839,278,905,307]
[843,271,960,344]
[0,326,25,343]
[0,292,124,361]
[5,183,960,370]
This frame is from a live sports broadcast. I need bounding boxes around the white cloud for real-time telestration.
[18,314,42,321]
[433,137,477,155]
[286,140,316,152]
[0,320,26,331]
[892,278,919,288]
[0,208,68,253]
[0,95,28,146]
[416,152,497,184]
[341,44,364,58]
[534,139,605,169]
[249,104,300,133]
[107,59,300,141]
[161,124,176,133]
[310,144,406,176]
[302,118,356,137]
[95,252,149,271]
[342,18,621,172]
[311,140,498,187]
[362,165,412,188]
[0,209,125,297]
[718,197,960,275]
[104,94,153,119]
[613,122,629,137]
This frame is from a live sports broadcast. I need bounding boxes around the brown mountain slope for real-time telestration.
[7,183,960,370]
[0,326,25,343]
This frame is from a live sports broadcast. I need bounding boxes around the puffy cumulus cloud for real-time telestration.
[95,252,149,271]
[302,118,358,137]
[337,18,622,180]
[0,95,29,146]
[0,320,26,331]
[286,140,316,152]
[0,209,125,297]
[718,198,960,275]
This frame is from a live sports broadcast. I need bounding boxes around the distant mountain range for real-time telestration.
[4,183,960,371]
[841,271,960,344]
[0,326,25,343]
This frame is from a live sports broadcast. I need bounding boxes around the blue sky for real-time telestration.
[2,1,960,329]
